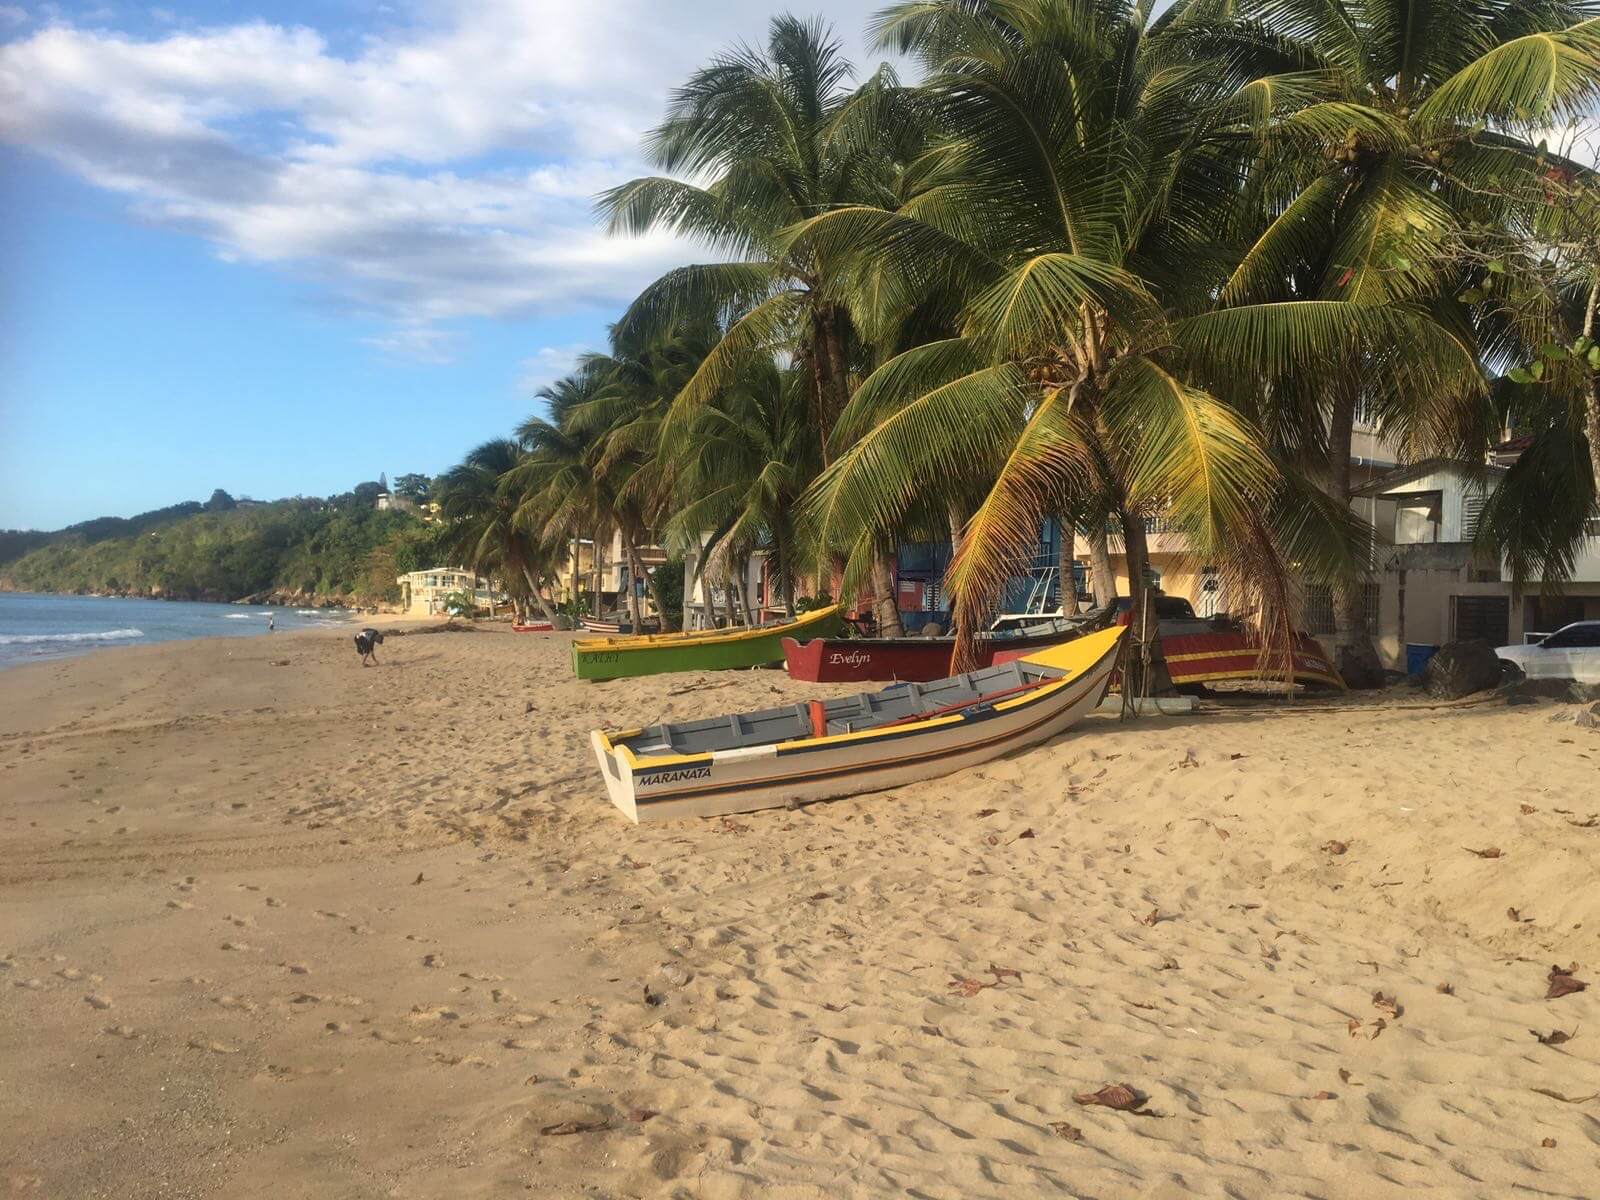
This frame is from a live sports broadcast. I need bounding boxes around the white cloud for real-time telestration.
[516,343,592,397]
[0,5,29,26]
[0,0,887,358]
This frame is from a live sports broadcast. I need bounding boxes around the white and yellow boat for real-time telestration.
[590,625,1124,822]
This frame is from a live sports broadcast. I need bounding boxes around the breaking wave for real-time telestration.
[0,628,144,646]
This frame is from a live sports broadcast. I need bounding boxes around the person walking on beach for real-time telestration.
[267,614,275,633]
[354,628,384,666]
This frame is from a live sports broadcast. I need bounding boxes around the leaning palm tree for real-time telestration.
[789,0,1479,686]
[433,439,560,623]
[1188,0,1600,680]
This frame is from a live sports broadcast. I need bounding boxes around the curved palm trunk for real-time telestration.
[871,550,904,637]
[1326,383,1385,688]
[1057,519,1079,615]
[1117,509,1172,698]
[521,567,559,623]
[1087,524,1117,609]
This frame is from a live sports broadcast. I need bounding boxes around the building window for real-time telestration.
[1305,582,1379,635]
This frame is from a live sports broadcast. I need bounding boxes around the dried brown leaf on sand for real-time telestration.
[1047,1121,1083,1141]
[1214,825,1231,841]
[1436,981,1455,995]
[988,963,1022,983]
[1338,1068,1362,1086]
[1309,1090,1338,1100]
[627,1108,658,1123]
[948,975,993,998]
[1157,956,1179,972]
[1464,846,1503,858]
[806,891,830,902]
[1177,750,1199,769]
[1531,1028,1577,1046]
[1346,1018,1363,1037]
[1321,840,1348,855]
[1140,908,1161,927]
[1367,1017,1388,1039]
[1073,1084,1149,1112]
[1015,828,1036,841]
[1546,964,1588,1000]
[976,808,998,818]
[1541,1137,1558,1148]
[1520,803,1538,814]
[1531,1087,1599,1104]
[540,1120,611,1136]
[1372,991,1402,1018]
[1508,907,1532,923]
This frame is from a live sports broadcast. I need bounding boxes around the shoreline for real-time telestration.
[3,628,1597,1197]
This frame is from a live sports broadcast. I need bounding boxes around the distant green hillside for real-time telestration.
[1,490,448,604]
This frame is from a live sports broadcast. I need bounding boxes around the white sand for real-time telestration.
[1,625,1596,1198]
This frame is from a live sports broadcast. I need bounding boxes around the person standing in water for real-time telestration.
[267,613,275,633]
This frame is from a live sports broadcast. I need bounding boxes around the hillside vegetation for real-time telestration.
[1,490,448,604]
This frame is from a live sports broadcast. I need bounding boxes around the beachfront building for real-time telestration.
[1349,459,1600,669]
[395,567,501,617]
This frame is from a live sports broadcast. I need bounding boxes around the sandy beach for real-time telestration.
[2,624,1597,1199]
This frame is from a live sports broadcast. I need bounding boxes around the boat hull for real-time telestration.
[1160,630,1342,689]
[592,626,1123,822]
[782,617,1096,683]
[511,622,554,633]
[572,605,843,681]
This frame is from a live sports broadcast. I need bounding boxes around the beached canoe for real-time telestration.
[511,621,554,633]
[571,604,843,682]
[590,624,1125,822]
[1159,629,1342,689]
[578,614,660,635]
[781,615,1091,683]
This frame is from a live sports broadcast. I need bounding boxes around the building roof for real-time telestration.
[1350,458,1507,499]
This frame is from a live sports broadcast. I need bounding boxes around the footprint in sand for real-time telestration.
[220,941,252,952]
[215,994,257,1012]
[14,978,44,990]
[224,915,256,929]
[188,1038,240,1055]
[491,988,517,1004]
[84,994,113,1010]
[314,910,347,921]
[349,924,373,936]
[283,963,310,976]
[265,897,284,908]
[435,1052,494,1068]
[501,1037,539,1050]
[324,1021,349,1033]
[371,1029,428,1045]
[56,967,85,981]
[165,900,193,911]
[105,1025,137,1039]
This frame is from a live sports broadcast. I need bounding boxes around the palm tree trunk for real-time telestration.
[775,528,795,619]
[819,307,850,436]
[624,534,644,630]
[591,530,603,617]
[521,567,559,622]
[1117,509,1171,697]
[1057,520,1079,614]
[1326,382,1385,687]
[871,549,904,637]
[1583,275,1600,503]
[1087,524,1117,609]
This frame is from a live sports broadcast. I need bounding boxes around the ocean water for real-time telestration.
[0,592,359,670]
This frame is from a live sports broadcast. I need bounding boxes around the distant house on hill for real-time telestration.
[375,492,416,513]
[395,567,502,617]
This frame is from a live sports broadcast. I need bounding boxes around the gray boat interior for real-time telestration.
[619,657,1071,758]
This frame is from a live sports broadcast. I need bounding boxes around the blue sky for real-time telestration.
[0,0,885,529]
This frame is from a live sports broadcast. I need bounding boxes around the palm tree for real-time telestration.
[661,354,823,620]
[789,0,1478,685]
[1191,0,1600,680]
[598,16,934,631]
[433,439,560,623]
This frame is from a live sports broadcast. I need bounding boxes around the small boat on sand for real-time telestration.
[578,614,660,635]
[572,605,843,681]
[590,625,1125,822]
[511,620,554,633]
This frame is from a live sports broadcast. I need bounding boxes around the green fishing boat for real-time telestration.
[571,604,843,681]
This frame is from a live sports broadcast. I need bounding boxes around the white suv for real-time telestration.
[1496,621,1600,684]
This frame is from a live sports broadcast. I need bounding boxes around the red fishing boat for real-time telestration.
[511,620,555,633]
[782,615,1093,683]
